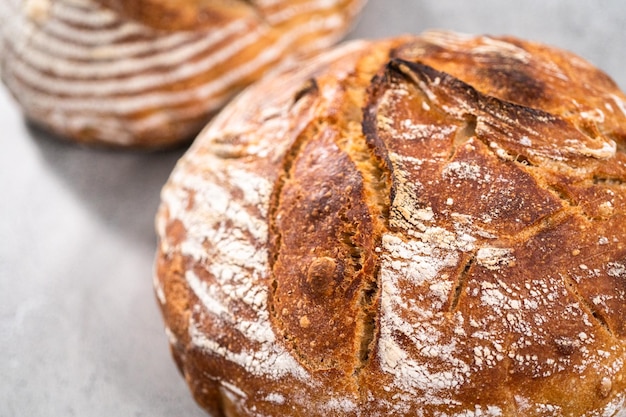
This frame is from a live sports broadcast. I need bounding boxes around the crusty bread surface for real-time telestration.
[0,0,364,148]
[155,31,626,416]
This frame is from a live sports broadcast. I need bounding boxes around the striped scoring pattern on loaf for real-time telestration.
[0,0,365,147]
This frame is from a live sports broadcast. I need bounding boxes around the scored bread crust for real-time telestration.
[155,31,626,416]
[0,0,364,148]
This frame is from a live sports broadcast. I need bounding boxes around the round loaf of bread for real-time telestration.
[0,0,364,148]
[155,31,626,416]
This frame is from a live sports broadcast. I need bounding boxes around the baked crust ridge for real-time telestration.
[155,31,626,416]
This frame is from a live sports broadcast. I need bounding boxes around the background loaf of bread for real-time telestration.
[155,31,626,416]
[0,0,364,148]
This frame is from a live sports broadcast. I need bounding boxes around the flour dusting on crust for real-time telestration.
[155,31,626,416]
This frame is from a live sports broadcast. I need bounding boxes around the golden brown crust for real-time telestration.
[94,0,256,31]
[155,31,626,416]
[0,0,365,148]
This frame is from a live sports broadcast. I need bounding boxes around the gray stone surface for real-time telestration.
[1,1,624,416]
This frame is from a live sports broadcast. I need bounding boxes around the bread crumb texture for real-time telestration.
[155,31,626,416]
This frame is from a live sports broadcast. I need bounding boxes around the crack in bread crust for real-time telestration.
[448,253,476,313]
[267,47,394,395]
[359,44,626,415]
[156,32,626,417]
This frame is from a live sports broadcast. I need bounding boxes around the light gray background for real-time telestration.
[1,1,625,416]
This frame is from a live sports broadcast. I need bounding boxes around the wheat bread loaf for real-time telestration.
[155,31,626,416]
[0,0,364,147]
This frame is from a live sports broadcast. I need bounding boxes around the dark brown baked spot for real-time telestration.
[477,65,547,106]
[305,256,339,297]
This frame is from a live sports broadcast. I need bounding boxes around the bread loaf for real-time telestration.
[0,0,364,148]
[155,31,626,416]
